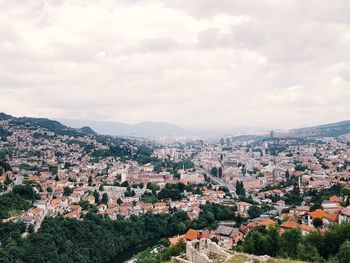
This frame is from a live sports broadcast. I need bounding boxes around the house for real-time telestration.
[168,235,185,246]
[339,206,350,224]
[105,209,117,220]
[321,200,342,214]
[280,220,299,232]
[187,206,201,220]
[185,229,199,241]
[118,206,132,217]
[308,209,339,228]
[299,224,317,235]
[49,198,68,216]
[64,209,81,219]
[153,202,167,213]
[280,220,316,236]
[97,204,107,212]
[289,206,310,217]
[39,192,50,200]
[198,230,212,239]
[276,200,286,208]
[132,203,143,216]
[30,207,44,219]
[329,195,342,203]
[237,201,253,216]
[142,203,153,213]
[247,218,276,231]
[21,215,35,225]
[214,225,244,248]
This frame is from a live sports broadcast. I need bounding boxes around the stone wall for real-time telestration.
[171,257,192,263]
[208,240,231,258]
[186,240,213,263]
[174,238,231,263]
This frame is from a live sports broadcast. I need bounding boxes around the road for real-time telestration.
[195,166,237,198]
[35,192,53,231]
[191,150,238,197]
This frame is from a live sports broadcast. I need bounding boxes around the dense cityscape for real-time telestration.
[1,113,350,263]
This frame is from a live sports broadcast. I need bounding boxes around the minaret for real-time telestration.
[298,176,301,188]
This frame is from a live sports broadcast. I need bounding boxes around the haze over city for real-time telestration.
[1,0,350,132]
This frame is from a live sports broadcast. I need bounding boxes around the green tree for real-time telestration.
[218,167,223,178]
[336,240,350,263]
[121,181,129,187]
[102,193,108,205]
[88,176,93,186]
[248,205,262,219]
[210,167,218,176]
[296,242,322,262]
[63,187,73,196]
[285,170,290,179]
[313,218,323,228]
[4,175,12,186]
[236,181,246,196]
[28,224,35,234]
[243,227,279,256]
[279,229,303,258]
[93,190,100,203]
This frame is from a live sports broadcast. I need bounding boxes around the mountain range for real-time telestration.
[284,120,350,138]
[2,112,350,138]
[0,113,96,137]
[57,119,189,137]
[55,118,350,138]
[228,119,350,141]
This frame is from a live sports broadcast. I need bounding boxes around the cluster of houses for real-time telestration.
[0,118,219,230]
[88,188,227,220]
[166,192,350,252]
[2,167,230,230]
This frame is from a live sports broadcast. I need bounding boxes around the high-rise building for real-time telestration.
[220,138,225,146]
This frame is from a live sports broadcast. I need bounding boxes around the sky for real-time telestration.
[0,0,350,131]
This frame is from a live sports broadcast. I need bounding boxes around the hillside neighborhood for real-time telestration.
[1,114,350,263]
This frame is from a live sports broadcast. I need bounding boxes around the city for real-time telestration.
[1,113,350,262]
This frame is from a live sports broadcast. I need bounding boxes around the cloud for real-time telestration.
[0,0,349,131]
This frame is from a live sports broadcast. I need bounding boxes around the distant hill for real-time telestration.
[77,126,97,135]
[0,113,96,137]
[281,120,350,138]
[0,113,12,121]
[225,119,350,142]
[58,119,189,137]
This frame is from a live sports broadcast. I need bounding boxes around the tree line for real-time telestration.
[241,223,350,263]
[0,203,236,263]
[0,184,39,220]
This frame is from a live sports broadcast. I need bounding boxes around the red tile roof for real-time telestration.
[185,229,199,241]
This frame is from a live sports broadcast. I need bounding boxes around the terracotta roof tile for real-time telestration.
[185,229,199,240]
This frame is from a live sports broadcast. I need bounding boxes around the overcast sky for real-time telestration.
[1,0,350,131]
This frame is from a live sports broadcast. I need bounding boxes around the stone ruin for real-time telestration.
[171,239,272,263]
[171,238,231,263]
